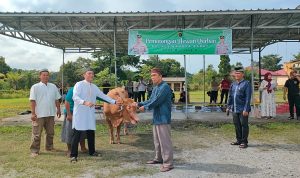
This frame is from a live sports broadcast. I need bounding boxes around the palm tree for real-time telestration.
[6,71,23,90]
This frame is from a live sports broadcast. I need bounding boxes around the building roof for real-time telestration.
[0,9,299,53]
[163,77,185,82]
[260,69,287,76]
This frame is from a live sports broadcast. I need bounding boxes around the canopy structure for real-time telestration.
[0,9,299,116]
[0,9,299,54]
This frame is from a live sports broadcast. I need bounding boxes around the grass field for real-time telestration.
[0,121,299,177]
[0,89,286,119]
[0,98,30,119]
[172,89,285,103]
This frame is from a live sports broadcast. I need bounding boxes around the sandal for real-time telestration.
[239,143,248,148]
[230,142,240,145]
[146,160,163,164]
[160,166,174,172]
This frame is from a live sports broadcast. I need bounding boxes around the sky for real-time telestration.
[0,0,299,74]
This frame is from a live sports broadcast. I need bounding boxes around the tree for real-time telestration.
[6,71,23,89]
[91,49,140,81]
[57,57,94,87]
[160,59,185,77]
[94,68,117,87]
[139,65,153,80]
[189,65,218,91]
[293,52,300,60]
[218,55,231,77]
[139,57,184,77]
[76,57,93,69]
[231,62,243,70]
[261,54,282,71]
[0,79,9,90]
[206,64,218,84]
[16,70,39,89]
[59,61,83,86]
[0,73,5,79]
[189,69,204,90]
[0,56,11,74]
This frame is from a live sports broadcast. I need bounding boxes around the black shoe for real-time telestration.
[70,157,77,163]
[288,116,294,120]
[230,141,240,145]
[89,152,100,157]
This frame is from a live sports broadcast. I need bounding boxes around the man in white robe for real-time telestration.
[70,69,122,162]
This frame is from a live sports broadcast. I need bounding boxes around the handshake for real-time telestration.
[131,102,145,112]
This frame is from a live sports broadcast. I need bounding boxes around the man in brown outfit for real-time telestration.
[29,69,61,157]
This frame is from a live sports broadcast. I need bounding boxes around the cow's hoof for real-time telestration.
[110,141,115,144]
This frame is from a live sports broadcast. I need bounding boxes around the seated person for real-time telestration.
[171,90,175,103]
[178,90,186,103]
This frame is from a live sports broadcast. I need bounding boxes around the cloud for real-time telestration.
[2,0,298,12]
[0,35,87,71]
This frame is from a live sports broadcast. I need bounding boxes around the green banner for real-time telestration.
[128,29,232,55]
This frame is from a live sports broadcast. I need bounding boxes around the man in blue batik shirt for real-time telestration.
[134,68,174,172]
[227,67,252,149]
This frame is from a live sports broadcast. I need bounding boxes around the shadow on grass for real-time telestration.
[121,133,153,150]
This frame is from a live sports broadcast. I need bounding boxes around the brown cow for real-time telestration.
[103,87,139,144]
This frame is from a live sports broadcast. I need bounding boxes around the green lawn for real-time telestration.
[0,89,287,119]
[0,98,30,119]
[174,89,285,103]
[0,121,299,177]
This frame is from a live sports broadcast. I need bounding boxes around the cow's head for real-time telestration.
[122,98,139,124]
[110,87,128,99]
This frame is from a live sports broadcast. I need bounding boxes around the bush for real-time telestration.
[0,80,10,90]
[0,90,29,99]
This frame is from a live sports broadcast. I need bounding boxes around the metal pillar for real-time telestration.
[182,16,188,118]
[61,48,65,98]
[258,47,262,102]
[250,15,255,105]
[113,17,117,87]
[203,55,206,104]
[258,47,262,81]
[184,55,188,118]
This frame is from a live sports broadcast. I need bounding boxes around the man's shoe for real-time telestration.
[89,152,100,157]
[160,166,174,172]
[30,153,39,157]
[239,143,248,149]
[70,157,77,163]
[230,141,240,145]
[288,116,294,120]
[146,160,163,164]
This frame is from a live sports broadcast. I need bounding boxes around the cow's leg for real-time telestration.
[116,124,122,144]
[107,119,115,144]
[124,123,128,135]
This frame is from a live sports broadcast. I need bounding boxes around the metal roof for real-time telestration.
[0,9,299,53]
